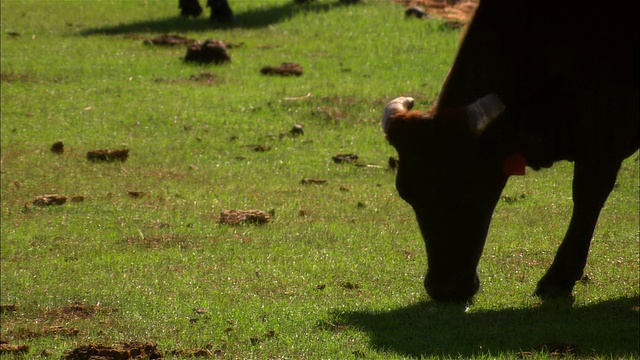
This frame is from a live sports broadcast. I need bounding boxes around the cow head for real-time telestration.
[383,95,508,302]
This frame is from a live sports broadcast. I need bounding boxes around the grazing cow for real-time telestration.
[382,0,638,302]
[179,0,234,22]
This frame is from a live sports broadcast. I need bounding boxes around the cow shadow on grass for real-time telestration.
[81,0,354,36]
[329,295,639,358]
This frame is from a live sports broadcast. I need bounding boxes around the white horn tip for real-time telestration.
[382,97,414,132]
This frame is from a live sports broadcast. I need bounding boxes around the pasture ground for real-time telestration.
[1,0,638,359]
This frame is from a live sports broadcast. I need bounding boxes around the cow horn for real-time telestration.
[466,94,505,134]
[382,97,414,133]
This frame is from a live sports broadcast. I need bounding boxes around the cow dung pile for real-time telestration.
[301,178,327,185]
[218,209,271,225]
[185,39,230,64]
[0,341,29,356]
[32,194,67,207]
[50,141,64,154]
[332,153,359,164]
[63,342,162,360]
[86,148,129,162]
[260,63,303,76]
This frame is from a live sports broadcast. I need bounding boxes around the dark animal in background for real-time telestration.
[179,0,234,22]
[382,0,638,302]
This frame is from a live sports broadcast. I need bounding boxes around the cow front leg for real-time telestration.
[533,160,621,298]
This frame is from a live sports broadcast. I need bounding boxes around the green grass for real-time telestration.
[1,1,638,359]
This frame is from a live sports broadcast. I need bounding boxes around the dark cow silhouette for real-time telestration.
[382,0,638,302]
[179,0,234,22]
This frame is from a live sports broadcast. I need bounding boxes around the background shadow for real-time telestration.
[330,296,639,358]
[81,1,355,36]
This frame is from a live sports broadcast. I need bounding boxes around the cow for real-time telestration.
[179,0,234,22]
[382,0,638,302]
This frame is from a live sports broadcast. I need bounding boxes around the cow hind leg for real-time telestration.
[533,160,621,298]
[179,0,203,17]
[208,0,235,23]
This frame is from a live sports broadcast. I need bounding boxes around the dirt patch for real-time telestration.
[188,71,219,84]
[44,302,116,320]
[86,148,129,162]
[185,39,230,65]
[143,33,194,46]
[154,71,220,86]
[33,194,67,207]
[126,233,195,249]
[260,63,303,76]
[218,210,271,225]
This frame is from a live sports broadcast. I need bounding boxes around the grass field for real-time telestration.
[1,0,638,359]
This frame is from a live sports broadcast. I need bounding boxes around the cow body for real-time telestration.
[383,0,638,302]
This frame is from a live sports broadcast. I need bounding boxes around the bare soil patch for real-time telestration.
[44,302,117,320]
[143,33,194,46]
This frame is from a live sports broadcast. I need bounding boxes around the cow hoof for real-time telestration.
[425,273,479,303]
[181,9,203,18]
[532,279,575,299]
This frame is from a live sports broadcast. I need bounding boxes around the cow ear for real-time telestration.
[465,94,505,134]
[382,97,415,134]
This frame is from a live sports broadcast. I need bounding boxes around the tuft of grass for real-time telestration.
[2,1,638,359]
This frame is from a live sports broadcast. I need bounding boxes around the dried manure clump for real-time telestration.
[50,141,64,154]
[332,153,359,164]
[33,194,67,207]
[63,341,162,360]
[260,63,303,76]
[0,341,29,356]
[219,209,271,225]
[86,148,129,162]
[185,39,230,64]
[301,178,327,185]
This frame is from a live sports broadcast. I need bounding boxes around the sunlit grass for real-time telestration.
[1,0,638,359]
